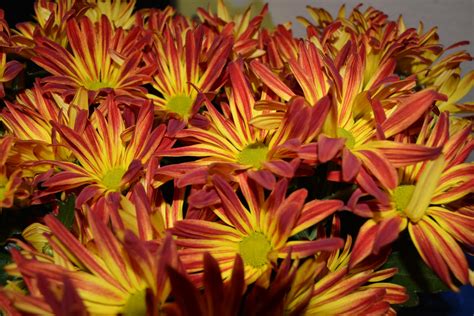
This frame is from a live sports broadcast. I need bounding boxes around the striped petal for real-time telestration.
[382,90,446,138]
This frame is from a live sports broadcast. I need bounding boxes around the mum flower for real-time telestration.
[285,236,408,315]
[196,0,268,59]
[251,42,444,202]
[41,98,170,206]
[32,15,154,100]
[156,62,330,189]
[172,174,344,285]
[0,136,22,209]
[85,0,137,29]
[0,83,82,174]
[12,0,86,53]
[349,114,474,290]
[146,24,232,120]
[1,213,180,314]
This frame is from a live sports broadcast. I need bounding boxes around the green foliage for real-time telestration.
[57,194,76,230]
[383,250,449,307]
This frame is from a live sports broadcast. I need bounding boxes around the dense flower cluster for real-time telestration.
[0,1,472,315]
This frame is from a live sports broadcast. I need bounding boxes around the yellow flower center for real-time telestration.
[337,127,356,149]
[123,289,147,316]
[393,185,416,214]
[237,143,269,169]
[84,80,113,91]
[239,232,272,268]
[102,167,126,191]
[166,95,194,118]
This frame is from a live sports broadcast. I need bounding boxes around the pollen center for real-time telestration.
[239,232,272,268]
[123,288,147,316]
[84,80,113,91]
[237,143,269,169]
[337,127,356,149]
[102,167,126,191]
[166,95,194,117]
[393,185,416,213]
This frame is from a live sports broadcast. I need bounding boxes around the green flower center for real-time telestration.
[0,186,6,201]
[237,143,269,169]
[239,232,272,268]
[102,167,126,191]
[393,185,416,213]
[166,95,194,118]
[123,288,147,316]
[84,80,113,91]
[337,127,356,149]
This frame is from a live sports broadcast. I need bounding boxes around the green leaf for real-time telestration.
[382,250,449,307]
[57,194,76,230]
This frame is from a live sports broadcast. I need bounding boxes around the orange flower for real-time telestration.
[146,24,232,120]
[41,97,170,206]
[172,174,343,285]
[349,114,474,290]
[32,15,154,100]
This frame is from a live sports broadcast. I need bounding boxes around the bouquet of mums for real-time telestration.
[0,0,472,315]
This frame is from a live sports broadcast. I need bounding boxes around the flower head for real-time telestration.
[172,174,343,285]
[350,114,474,290]
[42,97,170,206]
[146,25,232,120]
[32,15,154,100]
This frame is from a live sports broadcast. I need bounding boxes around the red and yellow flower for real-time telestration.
[285,236,408,315]
[32,15,154,100]
[1,213,180,315]
[251,42,444,202]
[85,0,137,30]
[172,174,344,285]
[197,0,268,59]
[0,136,22,209]
[41,97,170,206]
[146,24,232,120]
[12,0,85,53]
[349,113,474,290]
[0,83,83,174]
[156,62,330,189]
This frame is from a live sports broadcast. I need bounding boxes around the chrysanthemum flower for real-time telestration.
[146,25,232,120]
[101,180,186,242]
[0,136,22,209]
[41,98,170,206]
[13,0,86,53]
[251,43,444,202]
[0,52,22,98]
[167,253,309,315]
[0,83,86,178]
[196,0,268,59]
[417,50,473,113]
[285,236,408,315]
[156,62,330,189]
[1,213,180,314]
[32,15,154,100]
[349,114,474,290]
[85,0,137,29]
[172,174,344,285]
[297,4,444,79]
